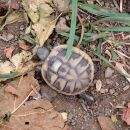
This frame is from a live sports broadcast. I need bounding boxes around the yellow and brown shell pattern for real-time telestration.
[41,45,94,95]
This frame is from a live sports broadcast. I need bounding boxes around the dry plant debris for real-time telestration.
[98,116,116,130]
[0,50,33,74]
[0,75,71,130]
[122,102,130,125]
[0,75,40,117]
[22,0,56,47]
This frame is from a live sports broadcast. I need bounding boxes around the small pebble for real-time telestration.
[96,80,102,92]
[109,89,115,95]
[105,89,109,93]
[114,92,118,96]
[20,25,25,30]
[6,33,14,41]
[105,67,114,78]
[115,82,119,86]
[71,120,76,126]
[106,79,113,85]
[123,85,130,91]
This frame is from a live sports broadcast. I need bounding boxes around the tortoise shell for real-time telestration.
[41,45,94,95]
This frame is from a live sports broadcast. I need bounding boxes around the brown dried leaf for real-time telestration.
[122,102,130,125]
[115,62,130,83]
[1,11,25,29]
[22,0,57,46]
[4,46,15,59]
[98,116,116,130]
[19,41,32,51]
[0,75,40,118]
[0,99,71,130]
[4,84,19,97]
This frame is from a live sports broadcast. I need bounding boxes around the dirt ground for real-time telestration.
[1,21,130,130]
[1,1,130,130]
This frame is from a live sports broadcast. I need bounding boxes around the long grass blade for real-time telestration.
[0,72,19,79]
[79,3,130,17]
[66,0,78,59]
[93,16,130,25]
[97,27,130,32]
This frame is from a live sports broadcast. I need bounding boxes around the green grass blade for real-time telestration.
[93,16,130,25]
[66,0,78,59]
[21,35,38,45]
[97,27,130,32]
[96,53,113,66]
[83,33,106,41]
[0,72,19,79]
[59,32,79,41]
[96,43,102,55]
[79,3,130,17]
[110,49,119,61]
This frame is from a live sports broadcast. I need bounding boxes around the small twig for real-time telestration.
[12,107,54,117]
[11,88,34,114]
[123,34,130,40]
[77,15,84,46]
[120,0,123,12]
[95,0,103,6]
[13,76,23,110]
[31,85,41,99]
[78,8,88,15]
[115,50,130,59]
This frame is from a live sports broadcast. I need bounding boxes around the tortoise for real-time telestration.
[37,45,94,103]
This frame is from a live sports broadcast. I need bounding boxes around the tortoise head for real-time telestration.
[37,47,50,61]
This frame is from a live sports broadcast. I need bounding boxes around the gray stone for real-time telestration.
[109,89,115,95]
[6,33,14,41]
[106,79,113,85]
[105,67,114,78]
[123,85,130,91]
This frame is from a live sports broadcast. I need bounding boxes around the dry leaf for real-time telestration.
[22,0,57,46]
[4,84,19,97]
[0,97,71,130]
[96,80,102,92]
[19,41,32,50]
[0,61,14,74]
[115,62,130,83]
[0,75,40,118]
[97,116,116,130]
[111,115,118,123]
[1,11,25,29]
[10,50,33,69]
[122,102,130,125]
[4,47,15,59]
[0,61,42,82]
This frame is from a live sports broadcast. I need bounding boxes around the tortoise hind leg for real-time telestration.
[77,92,95,106]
